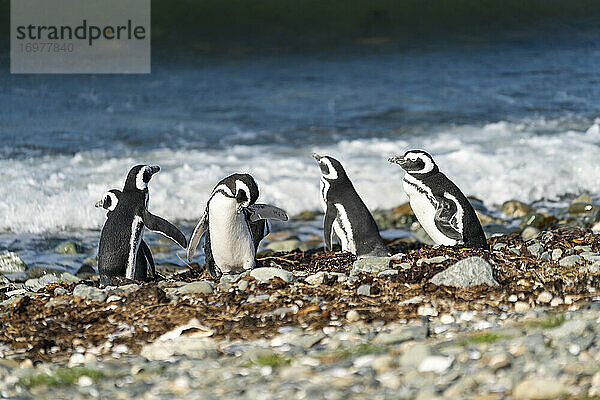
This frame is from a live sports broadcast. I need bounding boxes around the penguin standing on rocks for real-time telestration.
[312,153,389,257]
[96,189,157,281]
[388,150,487,248]
[187,173,288,278]
[97,165,187,284]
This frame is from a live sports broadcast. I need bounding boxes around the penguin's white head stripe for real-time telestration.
[389,150,438,176]
[235,180,252,208]
[212,184,234,198]
[313,153,343,181]
[95,190,120,211]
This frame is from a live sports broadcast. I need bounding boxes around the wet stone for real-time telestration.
[169,281,214,295]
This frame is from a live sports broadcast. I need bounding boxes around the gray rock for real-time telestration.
[551,249,563,261]
[170,281,214,295]
[265,239,308,252]
[509,247,521,256]
[430,257,498,288]
[351,257,391,275]
[375,325,428,345]
[377,269,399,277]
[55,241,83,254]
[45,297,70,308]
[0,252,27,273]
[582,261,600,274]
[400,343,432,369]
[73,284,107,302]
[236,280,249,291]
[527,242,543,257]
[546,319,591,340]
[416,256,446,266]
[559,255,582,267]
[493,243,506,251]
[26,265,66,280]
[25,272,80,291]
[250,267,294,283]
[540,251,552,261]
[513,378,566,400]
[357,284,372,295]
[108,283,141,295]
[141,337,219,361]
[521,226,540,241]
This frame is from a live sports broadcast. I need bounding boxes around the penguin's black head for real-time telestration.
[312,153,348,182]
[388,150,438,176]
[123,165,160,192]
[95,189,122,211]
[212,173,259,211]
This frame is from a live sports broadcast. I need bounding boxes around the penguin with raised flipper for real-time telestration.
[96,189,156,281]
[388,150,487,248]
[187,173,288,278]
[312,153,389,258]
[97,165,187,285]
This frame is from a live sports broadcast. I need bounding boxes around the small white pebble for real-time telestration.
[346,309,360,322]
[508,294,518,302]
[440,314,454,325]
[550,297,564,307]
[112,344,129,354]
[536,291,552,304]
[514,302,530,312]
[77,376,94,387]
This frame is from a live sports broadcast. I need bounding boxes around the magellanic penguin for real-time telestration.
[312,153,389,258]
[97,165,187,285]
[96,189,157,281]
[186,173,288,278]
[388,150,487,248]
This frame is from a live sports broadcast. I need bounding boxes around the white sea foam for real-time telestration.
[2,119,600,233]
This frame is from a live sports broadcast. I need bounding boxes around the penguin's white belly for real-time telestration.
[208,201,255,274]
[403,179,457,246]
[334,204,356,253]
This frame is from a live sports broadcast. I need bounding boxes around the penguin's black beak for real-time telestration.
[388,156,405,165]
[148,165,160,175]
[94,199,103,208]
[312,153,322,161]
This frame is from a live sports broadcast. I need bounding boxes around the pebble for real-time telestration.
[72,284,107,302]
[305,272,326,285]
[489,352,510,370]
[416,256,446,266]
[521,226,541,241]
[514,302,530,312]
[551,249,563,261]
[559,255,582,267]
[170,281,214,295]
[536,291,552,304]
[250,267,294,283]
[417,304,438,317]
[430,256,499,288]
[345,310,360,322]
[357,284,371,296]
[527,242,543,257]
[513,378,566,399]
[550,297,564,307]
[371,355,394,373]
[351,257,391,275]
[417,356,453,373]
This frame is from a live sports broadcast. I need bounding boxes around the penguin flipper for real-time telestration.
[187,210,209,262]
[433,195,462,242]
[140,240,156,280]
[323,204,337,252]
[246,204,289,222]
[143,210,187,249]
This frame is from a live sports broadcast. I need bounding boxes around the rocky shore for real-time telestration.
[0,196,600,398]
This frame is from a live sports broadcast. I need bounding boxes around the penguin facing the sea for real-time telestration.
[388,150,487,248]
[97,165,187,284]
[313,153,389,257]
[187,173,288,278]
[96,189,157,281]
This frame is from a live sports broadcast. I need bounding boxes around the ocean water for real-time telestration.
[1,42,600,271]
